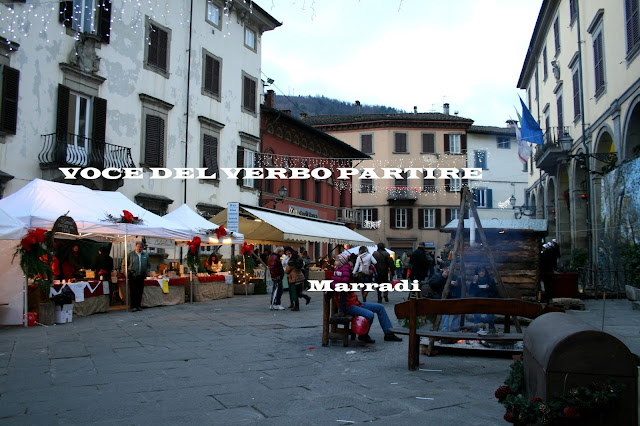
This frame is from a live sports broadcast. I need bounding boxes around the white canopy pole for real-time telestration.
[124,232,129,312]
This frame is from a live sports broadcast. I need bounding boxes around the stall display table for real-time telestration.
[118,277,187,308]
[186,274,233,302]
[51,281,110,316]
[308,270,328,281]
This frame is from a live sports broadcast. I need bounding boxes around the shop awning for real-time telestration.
[212,205,374,245]
[164,204,244,244]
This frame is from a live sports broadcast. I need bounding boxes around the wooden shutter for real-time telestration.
[97,0,112,44]
[443,134,450,153]
[626,0,640,53]
[157,28,168,71]
[394,133,407,152]
[461,134,467,153]
[594,33,604,91]
[422,133,434,153]
[92,97,107,143]
[445,178,452,192]
[236,146,245,186]
[572,70,580,119]
[1,66,20,135]
[204,55,220,95]
[372,208,378,221]
[486,189,493,209]
[436,209,442,228]
[56,84,70,140]
[59,1,73,27]
[445,208,452,225]
[144,115,164,167]
[390,208,397,229]
[148,25,158,66]
[406,208,413,229]
[418,208,424,229]
[203,134,218,177]
[361,134,372,154]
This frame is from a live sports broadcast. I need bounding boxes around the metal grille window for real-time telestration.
[421,133,435,153]
[394,132,408,153]
[360,134,373,154]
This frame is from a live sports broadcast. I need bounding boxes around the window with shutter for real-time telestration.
[569,0,577,24]
[394,171,408,188]
[59,0,110,39]
[202,134,218,177]
[423,178,436,192]
[626,0,640,54]
[406,208,413,229]
[543,46,548,80]
[0,66,20,135]
[394,132,408,153]
[421,133,435,153]
[242,74,257,113]
[236,146,245,187]
[144,18,171,78]
[244,27,257,51]
[593,30,605,95]
[144,114,165,167]
[299,179,307,201]
[556,93,564,131]
[360,178,374,193]
[448,134,461,154]
[421,208,436,229]
[206,1,222,28]
[203,51,221,99]
[474,151,487,169]
[553,17,560,55]
[360,134,373,154]
[572,67,581,119]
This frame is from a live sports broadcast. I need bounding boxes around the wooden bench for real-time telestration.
[321,292,354,347]
[391,298,563,370]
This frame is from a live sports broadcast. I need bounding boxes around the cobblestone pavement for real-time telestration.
[0,291,638,425]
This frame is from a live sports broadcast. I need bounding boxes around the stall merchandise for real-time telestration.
[51,281,110,316]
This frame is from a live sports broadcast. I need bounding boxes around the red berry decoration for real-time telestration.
[530,397,543,403]
[563,406,580,418]
[503,412,515,423]
[495,385,513,402]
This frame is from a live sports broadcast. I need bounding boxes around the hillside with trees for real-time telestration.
[273,94,404,116]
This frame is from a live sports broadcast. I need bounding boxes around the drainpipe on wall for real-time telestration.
[575,1,593,286]
[183,0,194,205]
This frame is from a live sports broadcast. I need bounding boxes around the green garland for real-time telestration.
[496,361,625,424]
[12,229,55,297]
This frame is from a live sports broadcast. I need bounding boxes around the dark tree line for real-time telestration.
[273,94,404,116]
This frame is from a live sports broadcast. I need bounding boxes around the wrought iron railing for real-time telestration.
[336,208,360,224]
[39,133,136,169]
[386,187,420,201]
[534,126,572,162]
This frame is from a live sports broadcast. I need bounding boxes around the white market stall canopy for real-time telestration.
[212,205,374,245]
[0,179,193,240]
[0,207,27,240]
[163,204,244,244]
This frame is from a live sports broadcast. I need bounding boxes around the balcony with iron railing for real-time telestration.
[386,186,420,202]
[336,207,360,225]
[39,133,136,190]
[534,127,572,174]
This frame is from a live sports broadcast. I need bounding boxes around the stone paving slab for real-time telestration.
[0,292,638,424]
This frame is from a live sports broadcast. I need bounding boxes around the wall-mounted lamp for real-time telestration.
[259,185,287,209]
[510,195,536,219]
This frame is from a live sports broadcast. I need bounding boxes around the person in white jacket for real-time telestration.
[352,246,377,302]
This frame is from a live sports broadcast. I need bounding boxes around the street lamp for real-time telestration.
[259,185,288,209]
[511,195,536,219]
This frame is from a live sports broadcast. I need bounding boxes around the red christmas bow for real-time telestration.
[32,228,47,243]
[122,210,135,223]
[187,237,202,255]
[20,228,47,252]
[215,226,227,239]
[240,242,254,256]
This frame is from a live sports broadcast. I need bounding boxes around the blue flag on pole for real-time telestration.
[519,97,544,145]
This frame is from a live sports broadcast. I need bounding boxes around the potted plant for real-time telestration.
[13,228,56,325]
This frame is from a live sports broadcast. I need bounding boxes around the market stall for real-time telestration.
[0,207,28,325]
[51,281,110,316]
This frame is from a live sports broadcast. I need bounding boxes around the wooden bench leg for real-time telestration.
[408,332,419,370]
[343,324,350,347]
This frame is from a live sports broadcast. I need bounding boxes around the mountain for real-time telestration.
[272,94,405,116]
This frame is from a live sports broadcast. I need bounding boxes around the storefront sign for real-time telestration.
[146,238,174,248]
[52,215,78,235]
[227,202,239,233]
[288,205,318,218]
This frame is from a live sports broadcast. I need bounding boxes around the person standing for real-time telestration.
[372,242,395,303]
[94,247,114,279]
[123,242,150,312]
[353,246,377,302]
[401,251,411,279]
[409,242,433,283]
[268,247,285,310]
[394,256,403,280]
[285,248,309,311]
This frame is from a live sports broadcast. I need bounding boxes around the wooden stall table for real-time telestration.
[186,274,233,302]
[51,281,110,316]
[118,277,187,308]
[308,269,327,282]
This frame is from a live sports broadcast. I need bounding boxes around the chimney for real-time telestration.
[265,89,275,107]
[443,103,450,115]
[506,119,517,128]
[300,112,307,119]
[282,109,292,115]
[413,106,418,114]
[355,100,361,114]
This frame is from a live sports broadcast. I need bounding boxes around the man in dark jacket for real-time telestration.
[409,242,434,282]
[372,242,395,303]
[268,247,285,310]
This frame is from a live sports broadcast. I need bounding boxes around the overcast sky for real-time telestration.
[260,0,543,127]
